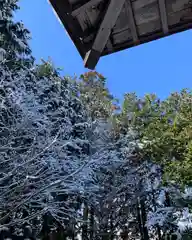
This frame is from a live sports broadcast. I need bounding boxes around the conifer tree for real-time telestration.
[78,71,119,121]
[0,0,34,69]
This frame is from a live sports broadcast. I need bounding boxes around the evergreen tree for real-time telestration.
[78,71,119,121]
[0,59,95,234]
[0,0,34,69]
[1,1,192,238]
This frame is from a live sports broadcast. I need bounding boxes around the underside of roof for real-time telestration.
[49,0,192,69]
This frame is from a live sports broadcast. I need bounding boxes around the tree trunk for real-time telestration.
[110,214,114,240]
[137,198,144,240]
[140,198,149,240]
[120,193,129,240]
[102,220,109,240]
[120,227,129,240]
[164,191,173,240]
[82,202,89,240]
[152,191,161,240]
[157,226,162,240]
[71,223,75,240]
[137,197,149,240]
[41,214,50,240]
[89,206,94,240]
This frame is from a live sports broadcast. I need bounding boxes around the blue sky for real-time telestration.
[15,0,192,100]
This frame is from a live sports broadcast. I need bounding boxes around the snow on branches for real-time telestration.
[0,61,94,230]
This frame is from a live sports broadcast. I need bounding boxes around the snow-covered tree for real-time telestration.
[0,0,34,69]
[0,59,98,237]
[1,1,192,238]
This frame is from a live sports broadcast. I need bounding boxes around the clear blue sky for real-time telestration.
[15,0,192,100]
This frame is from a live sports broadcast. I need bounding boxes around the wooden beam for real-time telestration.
[125,0,139,44]
[84,0,126,69]
[158,0,169,34]
[106,39,113,51]
[49,0,72,13]
[72,0,102,17]
[49,0,86,58]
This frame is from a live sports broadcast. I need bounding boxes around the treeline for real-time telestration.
[0,0,192,240]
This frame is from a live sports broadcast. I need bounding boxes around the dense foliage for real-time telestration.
[0,0,192,239]
[114,91,192,187]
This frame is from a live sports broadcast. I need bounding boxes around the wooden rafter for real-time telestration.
[84,0,126,69]
[49,0,86,58]
[72,0,102,17]
[106,38,113,51]
[49,0,72,13]
[158,0,169,34]
[125,0,139,44]
[50,0,192,70]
